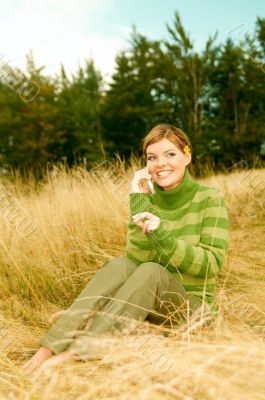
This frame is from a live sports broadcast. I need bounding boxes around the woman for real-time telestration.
[22,124,229,372]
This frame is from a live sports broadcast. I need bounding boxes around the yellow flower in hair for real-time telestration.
[183,145,190,154]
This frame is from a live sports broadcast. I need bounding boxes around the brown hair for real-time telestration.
[142,124,192,159]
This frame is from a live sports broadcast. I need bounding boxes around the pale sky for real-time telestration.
[0,0,264,81]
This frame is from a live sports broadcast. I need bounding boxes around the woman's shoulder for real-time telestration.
[193,180,225,205]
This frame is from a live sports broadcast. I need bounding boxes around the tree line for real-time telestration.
[0,12,265,177]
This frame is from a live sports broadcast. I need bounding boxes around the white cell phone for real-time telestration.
[145,166,155,195]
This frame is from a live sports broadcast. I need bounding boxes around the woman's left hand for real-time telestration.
[132,212,160,233]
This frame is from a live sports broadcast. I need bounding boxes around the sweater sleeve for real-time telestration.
[147,191,229,279]
[125,193,157,265]
[129,192,152,215]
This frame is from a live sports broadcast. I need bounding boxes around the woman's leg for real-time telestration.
[69,261,211,361]
[22,256,138,372]
[39,256,138,354]
[21,347,54,374]
[146,271,212,328]
[67,261,175,359]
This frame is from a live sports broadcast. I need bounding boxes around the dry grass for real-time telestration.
[0,159,265,400]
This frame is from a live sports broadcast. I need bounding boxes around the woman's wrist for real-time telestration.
[131,185,141,193]
[131,183,147,193]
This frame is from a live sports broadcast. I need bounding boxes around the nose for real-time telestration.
[156,155,168,166]
[147,155,168,173]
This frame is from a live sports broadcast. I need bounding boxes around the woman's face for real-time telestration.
[146,138,191,191]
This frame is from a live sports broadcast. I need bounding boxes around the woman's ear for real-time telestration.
[184,153,192,166]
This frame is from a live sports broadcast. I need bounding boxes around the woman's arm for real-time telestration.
[147,191,229,279]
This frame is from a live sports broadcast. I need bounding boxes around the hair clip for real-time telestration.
[183,145,190,154]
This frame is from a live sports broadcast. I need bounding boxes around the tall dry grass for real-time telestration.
[0,159,265,400]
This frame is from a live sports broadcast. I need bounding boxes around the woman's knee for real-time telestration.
[136,262,168,280]
[102,256,137,273]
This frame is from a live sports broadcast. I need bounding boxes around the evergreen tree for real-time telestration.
[56,60,104,166]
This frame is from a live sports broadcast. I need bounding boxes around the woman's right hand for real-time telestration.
[131,167,152,193]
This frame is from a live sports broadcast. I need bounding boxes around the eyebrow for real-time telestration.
[146,148,177,155]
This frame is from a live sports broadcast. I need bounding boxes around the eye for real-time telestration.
[167,152,177,157]
[147,156,156,161]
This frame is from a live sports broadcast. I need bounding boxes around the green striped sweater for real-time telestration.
[125,168,229,309]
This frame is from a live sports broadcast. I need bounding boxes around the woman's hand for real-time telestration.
[131,167,152,193]
[132,212,160,233]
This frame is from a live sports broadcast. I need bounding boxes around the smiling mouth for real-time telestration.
[156,170,173,178]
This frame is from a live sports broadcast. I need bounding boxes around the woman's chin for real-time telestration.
[155,179,175,190]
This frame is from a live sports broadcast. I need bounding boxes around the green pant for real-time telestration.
[40,256,208,356]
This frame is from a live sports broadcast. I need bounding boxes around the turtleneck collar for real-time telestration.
[152,168,199,209]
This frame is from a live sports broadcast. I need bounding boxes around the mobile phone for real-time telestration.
[145,165,155,195]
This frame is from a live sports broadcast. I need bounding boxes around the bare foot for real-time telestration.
[22,346,54,375]
[40,350,77,370]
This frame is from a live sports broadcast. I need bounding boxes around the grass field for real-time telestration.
[0,160,264,400]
